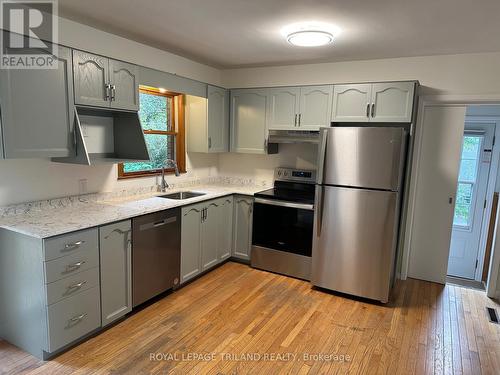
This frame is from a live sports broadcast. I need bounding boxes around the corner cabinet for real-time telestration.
[332,82,415,123]
[180,197,234,284]
[186,85,229,153]
[73,50,139,111]
[99,220,132,327]
[230,89,268,154]
[0,44,75,158]
[232,196,254,261]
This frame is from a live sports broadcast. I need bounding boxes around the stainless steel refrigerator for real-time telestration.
[312,127,407,303]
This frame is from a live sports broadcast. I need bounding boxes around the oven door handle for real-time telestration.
[254,198,314,211]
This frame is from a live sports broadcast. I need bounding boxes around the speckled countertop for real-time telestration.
[0,178,269,239]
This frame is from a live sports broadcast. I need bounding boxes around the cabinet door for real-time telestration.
[109,59,139,111]
[207,85,229,152]
[181,204,203,284]
[230,89,268,154]
[217,196,234,261]
[99,220,132,326]
[371,82,415,123]
[268,87,300,130]
[232,196,254,260]
[298,85,333,130]
[73,50,109,108]
[201,201,219,270]
[332,84,372,123]
[0,45,75,158]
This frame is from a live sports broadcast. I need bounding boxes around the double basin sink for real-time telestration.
[158,191,206,200]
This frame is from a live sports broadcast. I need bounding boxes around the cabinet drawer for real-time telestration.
[47,286,101,353]
[46,267,100,306]
[44,228,98,261]
[44,246,99,284]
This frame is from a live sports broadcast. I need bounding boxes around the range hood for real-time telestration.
[268,130,320,144]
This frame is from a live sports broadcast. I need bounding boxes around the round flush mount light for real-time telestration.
[282,22,340,47]
[287,30,334,47]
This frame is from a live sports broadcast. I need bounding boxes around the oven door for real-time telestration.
[252,198,314,256]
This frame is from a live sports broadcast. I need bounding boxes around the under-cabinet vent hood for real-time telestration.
[268,130,320,144]
[52,107,150,165]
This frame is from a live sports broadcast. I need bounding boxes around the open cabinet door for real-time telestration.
[408,105,466,283]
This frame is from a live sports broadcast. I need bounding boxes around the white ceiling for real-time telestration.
[59,0,500,69]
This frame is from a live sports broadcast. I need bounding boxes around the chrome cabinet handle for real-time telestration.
[294,114,297,127]
[111,84,116,101]
[371,103,375,118]
[208,137,212,149]
[264,139,268,150]
[69,313,87,323]
[366,103,370,118]
[64,240,85,250]
[65,261,85,272]
[104,83,111,100]
[298,113,301,126]
[67,280,87,291]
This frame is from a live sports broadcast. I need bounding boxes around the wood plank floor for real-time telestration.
[1,262,499,374]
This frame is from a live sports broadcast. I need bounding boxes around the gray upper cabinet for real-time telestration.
[109,60,140,111]
[268,87,300,130]
[207,85,229,152]
[73,50,139,111]
[230,89,268,154]
[73,50,110,108]
[371,82,415,123]
[332,84,372,123]
[0,44,75,158]
[332,82,415,123]
[99,220,132,327]
[232,196,254,260]
[298,85,333,130]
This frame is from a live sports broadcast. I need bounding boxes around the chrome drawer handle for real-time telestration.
[67,281,87,291]
[69,313,87,323]
[64,240,85,250]
[65,261,85,272]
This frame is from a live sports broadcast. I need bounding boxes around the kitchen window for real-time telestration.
[118,86,186,179]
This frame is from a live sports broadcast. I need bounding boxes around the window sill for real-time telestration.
[117,168,186,180]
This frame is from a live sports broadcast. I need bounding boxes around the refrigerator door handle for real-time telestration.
[316,128,328,184]
[315,185,324,237]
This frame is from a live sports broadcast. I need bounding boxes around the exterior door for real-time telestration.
[331,84,372,123]
[268,87,300,130]
[73,50,109,108]
[207,85,229,152]
[99,220,132,326]
[298,85,333,130]
[408,106,466,283]
[448,124,495,279]
[371,82,415,123]
[230,89,268,153]
[0,44,75,158]
[109,59,139,111]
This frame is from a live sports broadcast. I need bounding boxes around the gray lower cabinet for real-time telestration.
[0,42,75,158]
[232,195,254,260]
[99,220,132,327]
[73,50,139,111]
[0,227,101,359]
[180,197,235,284]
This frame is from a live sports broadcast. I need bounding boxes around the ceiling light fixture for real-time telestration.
[282,22,340,47]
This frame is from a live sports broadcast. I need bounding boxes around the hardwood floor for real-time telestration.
[1,261,499,374]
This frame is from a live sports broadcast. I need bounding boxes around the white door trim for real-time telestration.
[401,94,500,299]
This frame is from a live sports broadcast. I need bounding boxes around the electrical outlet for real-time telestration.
[78,179,88,195]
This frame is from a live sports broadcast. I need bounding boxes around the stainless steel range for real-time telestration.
[251,167,316,280]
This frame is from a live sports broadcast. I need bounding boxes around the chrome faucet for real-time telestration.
[158,159,180,192]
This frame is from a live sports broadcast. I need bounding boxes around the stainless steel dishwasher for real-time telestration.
[132,208,181,307]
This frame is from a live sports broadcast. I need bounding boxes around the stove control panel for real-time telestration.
[274,167,316,184]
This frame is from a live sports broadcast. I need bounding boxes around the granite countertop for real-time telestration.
[0,182,268,239]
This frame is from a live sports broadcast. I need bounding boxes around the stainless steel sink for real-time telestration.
[158,191,206,200]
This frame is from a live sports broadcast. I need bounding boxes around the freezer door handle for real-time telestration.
[316,128,328,184]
